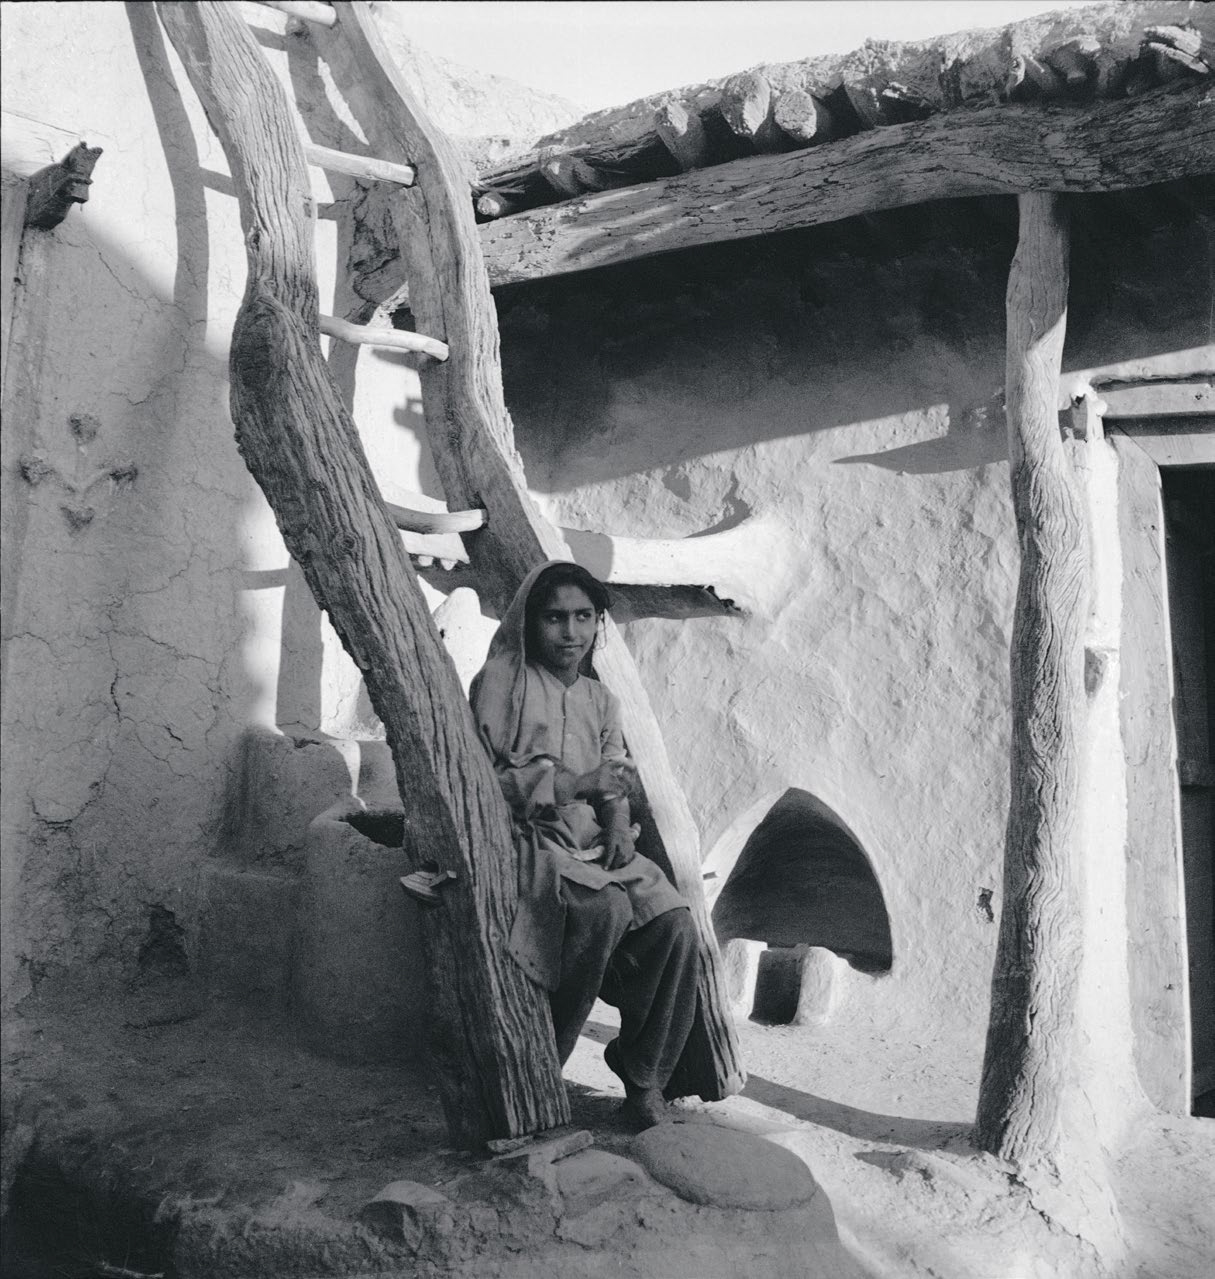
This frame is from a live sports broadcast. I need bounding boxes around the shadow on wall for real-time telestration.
[712,788,893,975]
[136,2,388,739]
[0,6,274,997]
[497,181,1213,491]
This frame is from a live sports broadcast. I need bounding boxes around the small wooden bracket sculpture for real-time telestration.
[25,142,103,230]
[1067,387,1107,442]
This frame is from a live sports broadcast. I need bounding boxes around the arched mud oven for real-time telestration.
[709,788,892,1025]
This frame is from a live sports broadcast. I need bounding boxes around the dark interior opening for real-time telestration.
[1163,469,1215,1116]
[711,788,894,984]
[344,807,405,848]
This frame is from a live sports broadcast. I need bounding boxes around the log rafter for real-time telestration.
[471,7,1209,227]
[475,83,1213,288]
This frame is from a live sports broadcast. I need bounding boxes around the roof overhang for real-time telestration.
[477,83,1214,288]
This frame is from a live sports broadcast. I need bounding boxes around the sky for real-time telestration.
[391,0,1102,111]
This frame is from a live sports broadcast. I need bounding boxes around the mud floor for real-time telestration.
[2,981,1212,1279]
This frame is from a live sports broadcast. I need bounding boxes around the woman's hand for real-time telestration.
[604,822,641,870]
[577,758,637,803]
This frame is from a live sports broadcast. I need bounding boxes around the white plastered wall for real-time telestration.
[0,2,428,1004]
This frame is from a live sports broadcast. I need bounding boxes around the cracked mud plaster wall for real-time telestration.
[495,190,1211,1054]
[0,3,378,1007]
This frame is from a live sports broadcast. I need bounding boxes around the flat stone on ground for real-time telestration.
[359,1178,453,1243]
[630,1121,820,1210]
[553,1149,650,1217]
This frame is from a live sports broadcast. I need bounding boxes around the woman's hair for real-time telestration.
[523,562,611,660]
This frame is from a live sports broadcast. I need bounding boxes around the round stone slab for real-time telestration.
[630,1122,820,1211]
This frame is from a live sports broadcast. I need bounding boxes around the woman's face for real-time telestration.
[533,583,598,679]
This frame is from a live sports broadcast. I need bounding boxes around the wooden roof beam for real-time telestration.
[478,83,1214,288]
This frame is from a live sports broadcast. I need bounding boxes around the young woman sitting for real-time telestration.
[469,561,699,1127]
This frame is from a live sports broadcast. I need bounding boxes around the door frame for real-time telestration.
[1110,403,1212,1111]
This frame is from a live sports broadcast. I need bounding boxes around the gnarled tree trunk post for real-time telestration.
[314,0,744,1101]
[974,192,1090,1168]
[156,0,568,1148]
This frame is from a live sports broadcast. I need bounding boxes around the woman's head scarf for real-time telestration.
[469,561,600,764]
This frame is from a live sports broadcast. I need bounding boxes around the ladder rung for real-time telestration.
[252,0,336,26]
[319,314,449,362]
[303,143,415,188]
[385,501,486,535]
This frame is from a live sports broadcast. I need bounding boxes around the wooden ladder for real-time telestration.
[156,0,743,1145]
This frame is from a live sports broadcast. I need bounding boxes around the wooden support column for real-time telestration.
[155,0,568,1148]
[316,0,745,1100]
[974,193,1089,1168]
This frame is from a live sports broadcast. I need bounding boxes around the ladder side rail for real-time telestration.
[316,0,744,1098]
[154,0,569,1146]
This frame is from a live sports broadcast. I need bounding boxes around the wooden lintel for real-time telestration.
[319,313,448,360]
[253,0,336,26]
[1098,381,1212,418]
[1058,347,1215,404]
[1109,423,1215,468]
[477,84,1213,288]
[303,142,414,186]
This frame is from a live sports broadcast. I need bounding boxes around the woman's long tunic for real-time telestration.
[470,658,686,990]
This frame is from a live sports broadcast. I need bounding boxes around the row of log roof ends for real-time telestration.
[471,4,1213,222]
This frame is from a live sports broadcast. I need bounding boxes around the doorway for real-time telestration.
[1163,469,1215,1113]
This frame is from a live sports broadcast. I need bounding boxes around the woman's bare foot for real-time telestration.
[621,1085,668,1129]
[605,1039,669,1130]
